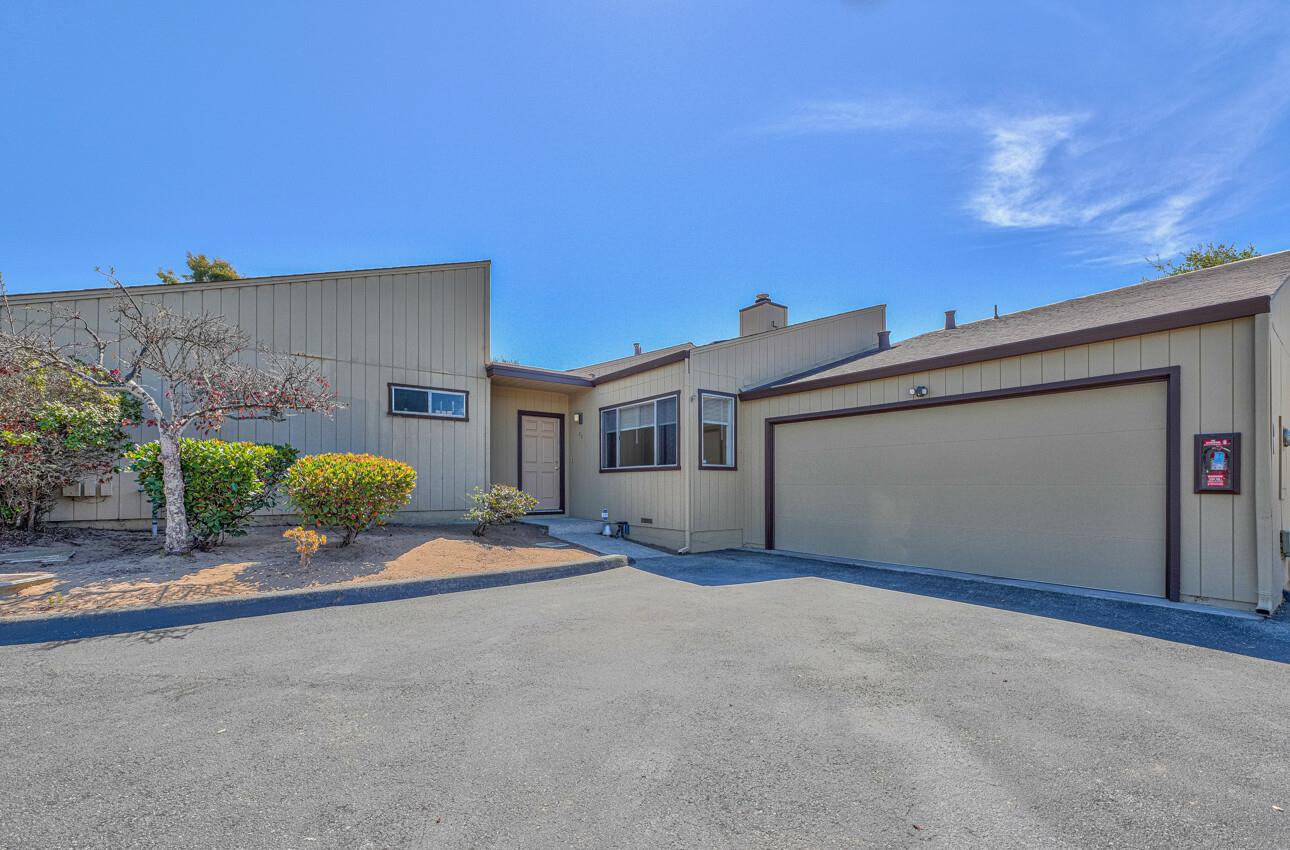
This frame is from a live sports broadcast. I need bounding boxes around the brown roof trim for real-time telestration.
[6,259,492,304]
[589,348,690,385]
[738,301,788,313]
[486,364,594,387]
[741,296,1270,400]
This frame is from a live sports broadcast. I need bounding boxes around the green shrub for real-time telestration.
[286,453,416,546]
[128,439,298,548]
[0,363,137,532]
[465,484,539,536]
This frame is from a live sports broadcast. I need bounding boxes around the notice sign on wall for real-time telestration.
[1195,433,1241,494]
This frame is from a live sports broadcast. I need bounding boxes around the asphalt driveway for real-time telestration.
[3,551,1289,849]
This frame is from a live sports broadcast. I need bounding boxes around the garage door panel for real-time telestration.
[773,382,1167,597]
[779,428,1165,490]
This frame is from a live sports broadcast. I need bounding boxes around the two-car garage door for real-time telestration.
[771,382,1168,597]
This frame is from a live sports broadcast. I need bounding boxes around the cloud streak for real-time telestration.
[768,30,1290,261]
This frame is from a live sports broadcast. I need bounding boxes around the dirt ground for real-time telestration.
[0,523,595,617]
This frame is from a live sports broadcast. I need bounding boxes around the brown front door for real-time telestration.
[520,412,563,513]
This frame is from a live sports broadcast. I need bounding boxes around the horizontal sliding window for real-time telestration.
[389,385,468,420]
[600,393,678,470]
[700,391,735,468]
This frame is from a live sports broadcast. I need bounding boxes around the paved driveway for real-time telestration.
[3,552,1289,849]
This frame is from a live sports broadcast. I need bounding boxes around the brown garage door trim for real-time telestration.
[763,366,1182,601]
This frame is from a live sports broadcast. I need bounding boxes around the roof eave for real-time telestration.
[740,295,1272,401]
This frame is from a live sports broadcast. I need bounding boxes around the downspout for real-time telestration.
[1254,313,1277,614]
[681,356,694,554]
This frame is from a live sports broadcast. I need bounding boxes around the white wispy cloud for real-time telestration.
[766,20,1290,261]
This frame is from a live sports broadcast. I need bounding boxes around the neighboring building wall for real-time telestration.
[490,385,570,500]
[16,262,491,526]
[568,361,687,551]
[740,318,1263,609]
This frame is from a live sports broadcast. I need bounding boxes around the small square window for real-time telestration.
[390,385,468,420]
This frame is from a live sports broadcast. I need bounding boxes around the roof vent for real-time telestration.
[877,330,891,351]
[944,310,957,330]
[755,293,771,304]
[633,342,643,355]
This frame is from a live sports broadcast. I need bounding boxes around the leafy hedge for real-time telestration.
[129,439,298,548]
[465,484,539,536]
[286,453,416,546]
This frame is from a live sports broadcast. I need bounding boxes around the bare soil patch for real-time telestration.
[0,523,594,617]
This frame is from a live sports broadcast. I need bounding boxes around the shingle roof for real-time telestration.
[566,342,695,379]
[745,250,1290,399]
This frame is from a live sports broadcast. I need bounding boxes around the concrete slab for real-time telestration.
[523,517,671,560]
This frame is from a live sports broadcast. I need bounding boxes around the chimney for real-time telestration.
[944,310,957,330]
[633,342,642,355]
[739,293,788,337]
[877,330,891,351]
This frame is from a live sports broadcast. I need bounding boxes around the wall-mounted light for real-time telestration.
[573,412,583,424]
[909,385,930,398]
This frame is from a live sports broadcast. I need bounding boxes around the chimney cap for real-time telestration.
[877,329,892,351]
[944,309,957,330]
[633,342,643,355]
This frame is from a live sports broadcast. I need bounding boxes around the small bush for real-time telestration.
[283,526,326,567]
[129,439,298,548]
[286,453,416,546]
[465,484,539,536]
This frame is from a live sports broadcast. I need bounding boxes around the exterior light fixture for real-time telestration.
[573,412,583,424]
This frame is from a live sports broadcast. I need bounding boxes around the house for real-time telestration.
[17,251,1290,613]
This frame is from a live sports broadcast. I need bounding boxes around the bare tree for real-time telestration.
[0,269,338,554]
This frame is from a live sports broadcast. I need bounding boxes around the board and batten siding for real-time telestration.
[687,305,886,552]
[490,386,570,498]
[12,262,491,526]
[568,361,687,551]
[740,318,1262,609]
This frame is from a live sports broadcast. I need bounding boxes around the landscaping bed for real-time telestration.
[0,523,594,617]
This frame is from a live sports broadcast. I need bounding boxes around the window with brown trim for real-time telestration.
[600,393,679,470]
[699,391,736,469]
[389,384,468,420]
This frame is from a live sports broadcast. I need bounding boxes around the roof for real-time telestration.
[566,342,695,379]
[487,343,694,388]
[743,250,1290,400]
[3,259,491,304]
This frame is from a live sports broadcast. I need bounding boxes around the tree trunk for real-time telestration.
[157,427,191,554]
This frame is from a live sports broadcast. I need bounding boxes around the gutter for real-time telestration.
[740,297,1273,401]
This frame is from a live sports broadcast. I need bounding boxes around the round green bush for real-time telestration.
[286,453,416,546]
[128,439,299,548]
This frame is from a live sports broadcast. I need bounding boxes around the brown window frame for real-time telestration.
[697,390,737,470]
[387,383,470,422]
[598,391,682,473]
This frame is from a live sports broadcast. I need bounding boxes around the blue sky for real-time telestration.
[2,1,1288,368]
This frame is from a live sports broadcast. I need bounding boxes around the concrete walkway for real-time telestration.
[523,516,670,560]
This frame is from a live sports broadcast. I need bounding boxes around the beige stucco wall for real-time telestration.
[739,318,1264,609]
[14,261,491,526]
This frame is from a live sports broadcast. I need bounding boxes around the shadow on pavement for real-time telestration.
[634,550,1290,664]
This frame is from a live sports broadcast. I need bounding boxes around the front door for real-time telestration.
[520,412,563,513]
